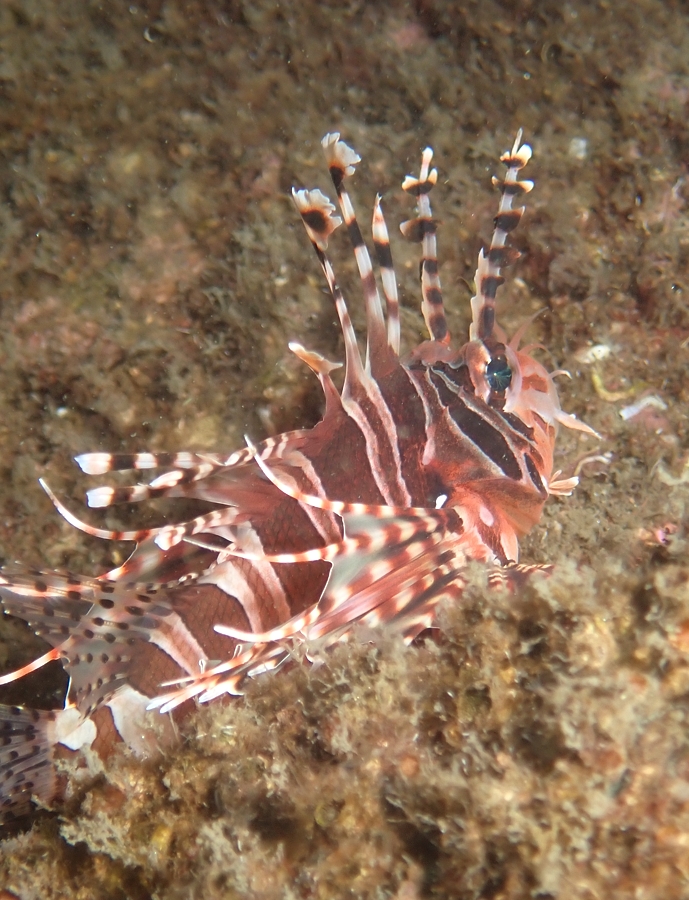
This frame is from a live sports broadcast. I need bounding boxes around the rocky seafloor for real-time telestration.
[0,0,689,897]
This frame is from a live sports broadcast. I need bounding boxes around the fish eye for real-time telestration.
[486,354,512,392]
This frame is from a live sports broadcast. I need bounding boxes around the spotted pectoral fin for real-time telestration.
[0,568,206,717]
[0,568,95,648]
[0,569,151,714]
[0,704,58,825]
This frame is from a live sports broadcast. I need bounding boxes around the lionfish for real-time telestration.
[0,131,595,823]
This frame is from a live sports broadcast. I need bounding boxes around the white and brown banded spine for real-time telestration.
[400,147,448,345]
[471,130,533,344]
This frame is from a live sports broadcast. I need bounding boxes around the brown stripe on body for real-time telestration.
[410,366,505,485]
[165,582,253,663]
[248,484,333,618]
[89,705,122,758]
[173,413,390,513]
[440,372,542,468]
[422,362,546,477]
[524,453,548,496]
[268,558,331,618]
[115,640,185,707]
[302,406,387,505]
[278,449,342,545]
[426,369,522,481]
[253,480,333,555]
[341,383,411,506]
[446,396,522,481]
[63,596,210,717]
[375,365,435,506]
[220,556,290,631]
[499,410,536,442]
[408,364,548,514]
[492,409,544,473]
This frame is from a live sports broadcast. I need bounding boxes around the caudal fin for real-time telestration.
[0,704,57,824]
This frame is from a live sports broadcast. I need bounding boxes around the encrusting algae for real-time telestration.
[5,561,689,898]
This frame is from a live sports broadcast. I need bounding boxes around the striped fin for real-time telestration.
[76,435,319,509]
[321,133,392,375]
[372,195,401,355]
[43,478,284,563]
[0,705,57,824]
[0,569,207,716]
[215,515,463,643]
[145,445,469,712]
[37,481,248,576]
[470,130,533,343]
[40,479,169,544]
[101,535,215,585]
[152,508,245,552]
[400,147,448,345]
[292,186,368,396]
[85,462,217,508]
[147,640,289,712]
[75,451,228,475]
[148,510,467,713]
[0,571,92,652]
[149,516,466,712]
[292,177,412,508]
[486,562,552,593]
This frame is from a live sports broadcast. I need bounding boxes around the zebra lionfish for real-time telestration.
[0,131,596,823]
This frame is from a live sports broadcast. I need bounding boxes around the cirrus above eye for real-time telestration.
[486,355,513,392]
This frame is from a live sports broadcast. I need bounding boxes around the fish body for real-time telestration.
[0,132,595,823]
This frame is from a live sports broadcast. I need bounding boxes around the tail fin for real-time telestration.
[0,704,57,824]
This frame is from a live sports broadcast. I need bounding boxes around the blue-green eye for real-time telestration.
[486,355,512,392]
